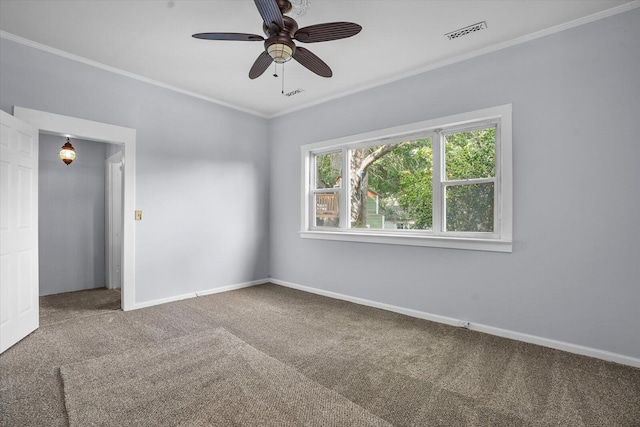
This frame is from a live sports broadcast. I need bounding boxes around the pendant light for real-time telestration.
[59,138,76,165]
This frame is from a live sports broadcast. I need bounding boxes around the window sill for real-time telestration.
[300,230,512,252]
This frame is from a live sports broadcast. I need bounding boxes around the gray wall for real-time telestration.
[269,9,640,360]
[39,135,108,295]
[1,36,271,303]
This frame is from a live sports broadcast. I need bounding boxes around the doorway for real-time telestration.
[14,107,136,311]
[39,135,118,299]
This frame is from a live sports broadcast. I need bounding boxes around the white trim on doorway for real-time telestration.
[13,107,136,311]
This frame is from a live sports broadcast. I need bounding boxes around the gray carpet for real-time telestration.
[39,287,121,326]
[60,328,391,427]
[1,284,639,426]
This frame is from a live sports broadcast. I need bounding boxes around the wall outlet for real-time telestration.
[458,320,470,329]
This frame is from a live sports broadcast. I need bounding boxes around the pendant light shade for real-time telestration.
[59,138,76,165]
[267,42,293,63]
[266,36,295,64]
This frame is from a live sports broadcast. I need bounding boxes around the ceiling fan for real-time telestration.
[192,0,362,79]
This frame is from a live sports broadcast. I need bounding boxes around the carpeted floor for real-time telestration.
[1,284,639,426]
[60,328,391,427]
[39,287,121,327]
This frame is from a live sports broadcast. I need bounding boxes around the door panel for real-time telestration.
[18,166,33,227]
[0,110,39,354]
[106,153,123,290]
[0,254,11,324]
[0,162,8,229]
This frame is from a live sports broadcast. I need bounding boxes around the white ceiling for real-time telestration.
[0,0,636,118]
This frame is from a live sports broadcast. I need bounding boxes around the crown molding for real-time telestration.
[0,30,268,119]
[2,1,638,120]
[271,1,640,118]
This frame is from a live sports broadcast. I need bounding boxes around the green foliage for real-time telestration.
[444,128,496,232]
[446,183,494,232]
[362,127,496,232]
[445,128,496,180]
[367,139,433,229]
[316,152,342,188]
[397,168,433,229]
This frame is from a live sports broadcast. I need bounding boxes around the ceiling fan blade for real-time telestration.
[295,22,362,43]
[253,0,284,31]
[293,47,332,78]
[249,51,273,79]
[192,33,264,41]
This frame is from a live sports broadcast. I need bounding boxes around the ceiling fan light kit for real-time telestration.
[267,42,293,63]
[192,0,361,79]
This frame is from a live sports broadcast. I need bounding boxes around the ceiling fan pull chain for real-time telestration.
[281,62,285,95]
[273,63,278,78]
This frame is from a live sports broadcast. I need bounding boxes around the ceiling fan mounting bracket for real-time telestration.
[276,0,293,15]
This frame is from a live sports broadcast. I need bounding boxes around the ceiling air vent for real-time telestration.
[445,21,487,40]
[283,88,305,97]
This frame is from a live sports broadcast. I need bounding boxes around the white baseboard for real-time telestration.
[132,279,267,310]
[270,278,640,369]
[129,277,640,368]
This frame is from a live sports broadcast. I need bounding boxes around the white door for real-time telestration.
[105,152,123,289]
[0,110,39,354]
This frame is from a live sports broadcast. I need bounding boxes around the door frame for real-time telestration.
[13,107,136,311]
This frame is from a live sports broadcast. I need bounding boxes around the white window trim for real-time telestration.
[300,104,512,252]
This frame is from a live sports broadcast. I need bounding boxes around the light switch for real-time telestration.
[135,210,142,221]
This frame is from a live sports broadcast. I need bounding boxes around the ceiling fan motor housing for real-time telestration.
[262,15,298,38]
[264,16,298,63]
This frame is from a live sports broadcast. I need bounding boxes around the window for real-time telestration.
[313,151,342,228]
[301,105,512,252]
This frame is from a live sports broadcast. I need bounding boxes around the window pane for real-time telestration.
[445,183,494,232]
[315,152,342,189]
[315,192,339,227]
[445,127,495,180]
[350,138,432,230]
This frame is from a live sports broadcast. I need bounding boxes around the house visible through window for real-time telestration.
[301,105,512,252]
[313,151,342,227]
